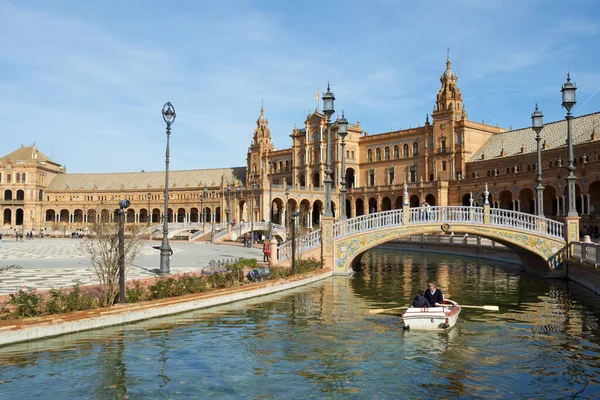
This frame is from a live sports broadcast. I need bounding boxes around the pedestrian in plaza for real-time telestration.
[262,240,270,262]
[244,232,250,247]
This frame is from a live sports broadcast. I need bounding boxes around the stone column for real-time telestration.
[269,238,278,267]
[322,216,337,273]
[587,194,591,215]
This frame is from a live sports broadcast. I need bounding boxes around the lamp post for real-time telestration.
[291,210,299,275]
[203,185,207,232]
[531,104,545,216]
[117,199,130,303]
[337,112,348,220]
[147,192,152,227]
[159,102,176,275]
[285,187,290,239]
[226,184,232,226]
[250,181,255,247]
[561,73,578,217]
[322,83,335,217]
[268,160,274,240]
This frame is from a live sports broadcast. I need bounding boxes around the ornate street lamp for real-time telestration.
[291,210,300,274]
[337,112,348,220]
[226,183,232,226]
[531,104,545,216]
[159,102,176,274]
[211,189,216,244]
[561,73,578,217]
[268,160,274,240]
[203,185,208,232]
[322,83,335,217]
[147,192,152,226]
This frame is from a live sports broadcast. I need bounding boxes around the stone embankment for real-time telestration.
[0,268,332,347]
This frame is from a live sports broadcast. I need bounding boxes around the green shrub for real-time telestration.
[294,258,323,274]
[268,266,291,279]
[45,285,96,314]
[126,280,148,303]
[9,286,44,318]
[176,273,207,294]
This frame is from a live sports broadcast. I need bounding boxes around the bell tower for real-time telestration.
[247,102,274,184]
[432,51,464,181]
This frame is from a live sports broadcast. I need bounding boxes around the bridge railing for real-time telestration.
[571,241,600,266]
[334,209,404,238]
[490,209,563,238]
[409,206,482,224]
[277,228,321,262]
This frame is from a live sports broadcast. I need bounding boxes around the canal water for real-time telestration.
[1,248,600,399]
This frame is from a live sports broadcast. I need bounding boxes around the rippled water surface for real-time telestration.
[1,248,600,399]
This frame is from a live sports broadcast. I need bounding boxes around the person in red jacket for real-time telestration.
[424,282,443,306]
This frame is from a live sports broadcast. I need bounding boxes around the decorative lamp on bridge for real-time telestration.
[531,104,544,217]
[337,112,348,220]
[322,84,335,218]
[561,73,578,217]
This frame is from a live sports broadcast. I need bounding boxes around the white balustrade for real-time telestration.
[277,229,321,262]
[571,242,600,266]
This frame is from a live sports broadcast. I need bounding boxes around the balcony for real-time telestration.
[1,199,25,205]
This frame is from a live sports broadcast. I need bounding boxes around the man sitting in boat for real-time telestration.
[412,290,432,307]
[424,282,443,306]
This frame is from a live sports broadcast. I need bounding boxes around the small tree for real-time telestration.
[81,221,143,307]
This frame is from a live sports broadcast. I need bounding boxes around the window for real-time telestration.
[403,144,409,157]
[548,161,553,168]
[346,150,350,159]
[442,161,447,171]
[376,148,381,161]
[441,140,447,153]
[369,169,375,186]
[412,143,419,156]
[351,151,355,159]
[394,145,400,159]
[368,149,373,162]
[487,170,491,177]
[6,174,11,183]
[456,133,462,145]
[384,147,390,160]
[429,174,434,181]
[389,168,395,184]
[410,168,416,183]
[16,173,20,183]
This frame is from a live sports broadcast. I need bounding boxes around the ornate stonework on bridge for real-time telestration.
[277,204,569,276]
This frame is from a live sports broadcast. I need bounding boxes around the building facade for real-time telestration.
[2,57,599,237]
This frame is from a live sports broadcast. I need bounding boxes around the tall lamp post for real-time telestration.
[322,83,335,217]
[291,210,299,274]
[147,192,152,227]
[531,105,545,216]
[249,181,255,247]
[268,160,274,240]
[202,185,208,232]
[561,73,578,217]
[337,112,348,220]
[285,187,290,239]
[159,102,176,275]
[226,183,232,225]
[117,199,130,303]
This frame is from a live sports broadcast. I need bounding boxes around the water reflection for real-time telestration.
[0,248,599,398]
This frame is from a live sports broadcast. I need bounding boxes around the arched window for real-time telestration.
[549,161,553,168]
[412,143,419,156]
[368,149,373,162]
[384,147,390,160]
[22,173,26,183]
[403,144,409,157]
[376,148,381,161]
[16,173,20,183]
[394,145,400,159]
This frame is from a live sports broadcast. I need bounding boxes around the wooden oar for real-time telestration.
[459,305,499,311]
[368,306,409,314]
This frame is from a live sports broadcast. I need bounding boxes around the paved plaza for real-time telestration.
[0,238,262,294]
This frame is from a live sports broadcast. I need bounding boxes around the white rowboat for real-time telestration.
[401,299,461,331]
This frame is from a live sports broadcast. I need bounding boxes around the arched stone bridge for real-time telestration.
[276,205,569,276]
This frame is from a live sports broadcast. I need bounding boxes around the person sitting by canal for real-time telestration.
[412,289,431,307]
[424,282,443,306]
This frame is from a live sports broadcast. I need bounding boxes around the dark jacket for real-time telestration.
[412,295,431,307]
[424,289,443,306]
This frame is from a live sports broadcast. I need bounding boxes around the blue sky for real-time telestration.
[1,0,599,173]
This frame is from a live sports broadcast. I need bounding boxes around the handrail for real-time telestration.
[277,229,321,262]
[571,241,600,266]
